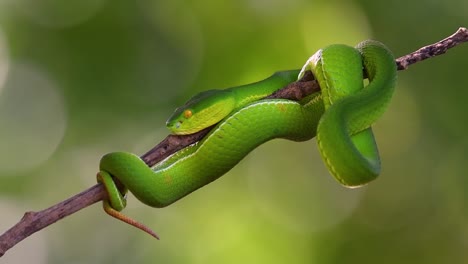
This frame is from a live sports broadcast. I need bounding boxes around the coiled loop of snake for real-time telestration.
[96,40,397,237]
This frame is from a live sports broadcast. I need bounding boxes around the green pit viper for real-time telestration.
[97,40,397,238]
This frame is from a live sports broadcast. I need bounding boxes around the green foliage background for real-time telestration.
[0,0,467,263]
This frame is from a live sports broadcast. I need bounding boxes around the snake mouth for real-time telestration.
[167,121,188,135]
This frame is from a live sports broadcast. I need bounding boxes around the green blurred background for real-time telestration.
[0,0,467,263]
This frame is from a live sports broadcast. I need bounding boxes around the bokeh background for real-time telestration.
[0,0,467,263]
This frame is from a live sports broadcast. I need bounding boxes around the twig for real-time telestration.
[1,27,467,257]
[396,27,468,70]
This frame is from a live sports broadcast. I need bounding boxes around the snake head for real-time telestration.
[166,89,236,135]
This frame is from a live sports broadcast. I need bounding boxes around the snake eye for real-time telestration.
[183,109,193,119]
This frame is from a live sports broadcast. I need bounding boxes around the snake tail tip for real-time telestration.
[103,204,160,239]
[119,215,160,240]
[148,230,161,240]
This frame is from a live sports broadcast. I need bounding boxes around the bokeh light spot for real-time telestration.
[434,143,468,224]
[246,0,301,17]
[0,63,67,175]
[373,83,422,159]
[247,140,365,234]
[10,0,107,28]
[137,0,204,102]
[301,1,371,53]
[0,28,10,96]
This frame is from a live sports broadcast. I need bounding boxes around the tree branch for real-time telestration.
[1,27,467,257]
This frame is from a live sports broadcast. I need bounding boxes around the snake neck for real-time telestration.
[229,69,301,108]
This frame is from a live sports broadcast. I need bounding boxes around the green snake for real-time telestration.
[97,40,397,237]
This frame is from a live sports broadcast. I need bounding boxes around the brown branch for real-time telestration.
[396,27,468,70]
[1,27,467,257]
